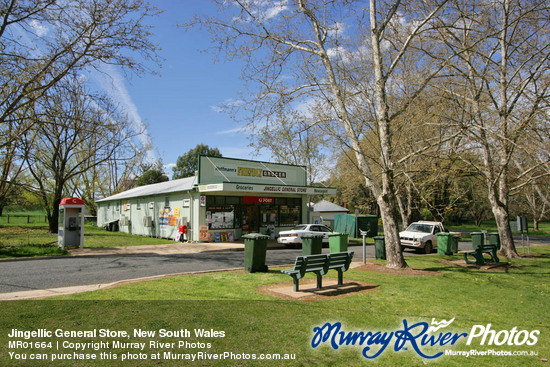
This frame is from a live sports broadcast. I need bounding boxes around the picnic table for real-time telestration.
[458,244,499,265]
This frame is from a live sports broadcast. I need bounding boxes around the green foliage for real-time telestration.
[134,163,169,187]
[172,144,222,179]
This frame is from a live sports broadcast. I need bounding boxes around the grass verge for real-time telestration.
[0,225,174,258]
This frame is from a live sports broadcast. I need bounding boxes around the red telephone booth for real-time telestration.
[58,197,85,249]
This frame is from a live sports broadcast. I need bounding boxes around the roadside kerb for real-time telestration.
[0,267,244,301]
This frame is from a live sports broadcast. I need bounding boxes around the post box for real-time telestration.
[58,197,85,249]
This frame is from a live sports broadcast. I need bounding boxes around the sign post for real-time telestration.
[517,216,530,254]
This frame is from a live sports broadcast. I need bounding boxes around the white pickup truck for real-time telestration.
[399,221,447,254]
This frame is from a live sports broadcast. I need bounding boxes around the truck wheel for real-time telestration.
[424,241,433,254]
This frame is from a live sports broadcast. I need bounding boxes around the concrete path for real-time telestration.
[67,241,247,256]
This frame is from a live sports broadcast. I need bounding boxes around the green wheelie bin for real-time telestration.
[437,232,453,255]
[471,232,485,250]
[451,235,460,254]
[243,233,269,273]
[301,234,323,256]
[488,232,501,250]
[328,233,348,253]
[374,236,386,260]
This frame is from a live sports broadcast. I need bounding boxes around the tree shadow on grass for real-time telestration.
[423,259,550,275]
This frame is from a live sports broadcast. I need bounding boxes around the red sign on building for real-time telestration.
[242,196,274,204]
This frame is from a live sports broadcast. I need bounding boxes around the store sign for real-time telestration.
[242,196,274,204]
[198,183,336,195]
[198,156,306,186]
[199,184,224,192]
[237,167,286,179]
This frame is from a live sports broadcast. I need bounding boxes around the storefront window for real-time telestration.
[207,206,235,229]
[279,204,301,226]
[204,195,300,229]
[260,205,278,226]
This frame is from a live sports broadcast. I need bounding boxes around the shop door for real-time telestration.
[242,206,259,232]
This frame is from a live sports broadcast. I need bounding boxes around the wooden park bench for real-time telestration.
[281,251,354,292]
[458,244,499,265]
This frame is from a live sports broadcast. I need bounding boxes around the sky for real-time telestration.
[92,0,269,177]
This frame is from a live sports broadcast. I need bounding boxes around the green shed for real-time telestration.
[334,214,378,238]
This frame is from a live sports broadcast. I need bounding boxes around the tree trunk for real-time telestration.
[48,190,63,234]
[397,182,414,228]
[488,194,518,258]
[49,206,59,234]
[378,192,407,269]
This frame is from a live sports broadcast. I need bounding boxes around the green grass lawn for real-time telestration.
[447,221,550,238]
[0,225,174,258]
[0,247,547,366]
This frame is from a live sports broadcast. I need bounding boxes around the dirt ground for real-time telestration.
[258,261,442,301]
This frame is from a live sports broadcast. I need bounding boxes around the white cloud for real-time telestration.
[211,98,245,114]
[217,126,249,135]
[234,0,289,22]
[327,45,351,63]
[29,19,48,37]
[92,65,155,162]
[327,21,346,37]
[210,105,224,113]
[263,0,288,19]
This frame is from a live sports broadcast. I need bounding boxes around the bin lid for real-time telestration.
[373,236,385,239]
[327,232,347,237]
[242,233,269,239]
[301,233,324,238]
[436,232,452,236]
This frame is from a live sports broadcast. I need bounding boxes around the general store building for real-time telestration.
[96,156,336,242]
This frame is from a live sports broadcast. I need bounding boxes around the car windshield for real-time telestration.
[291,225,308,231]
[404,223,433,233]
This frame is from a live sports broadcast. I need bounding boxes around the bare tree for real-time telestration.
[188,0,453,268]
[0,0,160,144]
[0,0,160,216]
[435,0,550,257]
[23,78,149,233]
[251,109,327,184]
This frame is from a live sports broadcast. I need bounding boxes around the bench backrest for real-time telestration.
[292,252,354,276]
[327,251,354,271]
[293,254,329,276]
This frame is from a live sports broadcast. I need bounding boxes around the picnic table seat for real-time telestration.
[458,244,499,265]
